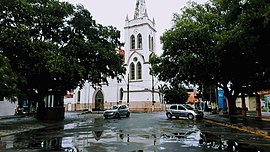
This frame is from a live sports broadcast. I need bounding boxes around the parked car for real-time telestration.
[103,105,130,119]
[166,104,204,120]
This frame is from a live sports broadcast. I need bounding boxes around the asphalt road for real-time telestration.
[0,112,270,152]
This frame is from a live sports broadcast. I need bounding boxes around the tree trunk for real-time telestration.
[241,93,247,117]
[228,98,237,115]
[255,92,262,117]
[36,96,46,120]
[222,86,238,116]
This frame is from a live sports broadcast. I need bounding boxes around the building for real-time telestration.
[64,0,163,112]
[0,97,16,116]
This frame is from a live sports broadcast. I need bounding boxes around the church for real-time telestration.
[64,0,164,112]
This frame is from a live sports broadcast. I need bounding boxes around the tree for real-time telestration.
[0,54,19,101]
[0,0,125,114]
[150,0,270,115]
[214,0,270,117]
[158,84,188,104]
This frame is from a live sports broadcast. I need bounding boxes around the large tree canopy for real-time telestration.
[0,54,19,101]
[150,0,270,115]
[0,0,125,105]
[164,86,188,104]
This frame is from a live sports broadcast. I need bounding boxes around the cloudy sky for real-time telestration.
[63,0,208,54]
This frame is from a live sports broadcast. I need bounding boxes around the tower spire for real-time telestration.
[134,0,148,19]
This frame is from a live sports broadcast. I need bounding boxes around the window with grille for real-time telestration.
[136,62,142,79]
[130,63,135,80]
[77,91,80,103]
[137,33,142,49]
[130,35,135,50]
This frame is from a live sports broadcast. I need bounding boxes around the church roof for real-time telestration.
[134,0,148,19]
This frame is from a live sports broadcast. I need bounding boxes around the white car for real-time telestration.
[103,105,130,119]
[166,104,204,120]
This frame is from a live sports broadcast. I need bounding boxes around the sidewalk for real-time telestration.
[0,112,82,137]
[203,111,270,138]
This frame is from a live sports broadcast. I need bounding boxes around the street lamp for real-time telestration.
[152,74,154,105]
[151,73,155,112]
[127,73,129,105]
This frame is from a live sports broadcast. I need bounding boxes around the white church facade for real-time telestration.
[64,0,164,112]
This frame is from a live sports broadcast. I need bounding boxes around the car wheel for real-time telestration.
[115,113,120,118]
[126,112,130,118]
[166,113,172,119]
[187,114,194,120]
[104,116,108,119]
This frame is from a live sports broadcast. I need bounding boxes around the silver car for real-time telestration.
[166,104,204,120]
[103,105,130,119]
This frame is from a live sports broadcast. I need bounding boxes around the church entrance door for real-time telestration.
[95,90,104,111]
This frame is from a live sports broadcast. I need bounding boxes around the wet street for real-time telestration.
[1,112,270,152]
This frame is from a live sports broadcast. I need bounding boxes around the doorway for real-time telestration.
[95,90,104,110]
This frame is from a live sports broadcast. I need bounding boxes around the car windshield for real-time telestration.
[111,105,119,109]
[184,104,194,110]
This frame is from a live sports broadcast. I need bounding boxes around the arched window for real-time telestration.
[149,35,151,50]
[130,35,135,50]
[151,37,154,51]
[137,33,142,49]
[130,63,135,80]
[77,90,80,103]
[120,88,124,101]
[136,62,142,80]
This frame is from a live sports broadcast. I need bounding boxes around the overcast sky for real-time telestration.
[63,0,208,54]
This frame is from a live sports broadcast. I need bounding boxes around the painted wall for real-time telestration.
[0,99,16,116]
[235,96,257,111]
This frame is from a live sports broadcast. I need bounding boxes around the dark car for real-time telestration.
[103,105,130,119]
[166,104,204,120]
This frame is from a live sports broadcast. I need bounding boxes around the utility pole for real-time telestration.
[152,74,154,112]
[152,74,154,103]
[127,73,129,106]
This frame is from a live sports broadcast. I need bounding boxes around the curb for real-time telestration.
[203,117,270,139]
[80,111,104,115]
[0,115,25,120]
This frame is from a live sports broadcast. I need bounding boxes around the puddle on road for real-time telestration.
[160,128,201,148]
[199,131,264,152]
[0,127,158,151]
[0,117,267,152]
[159,128,264,152]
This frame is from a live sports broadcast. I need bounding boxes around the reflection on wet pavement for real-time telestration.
[199,131,264,152]
[0,113,269,152]
[160,128,201,147]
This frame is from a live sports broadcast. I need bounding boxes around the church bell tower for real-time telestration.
[123,0,159,109]
[124,0,156,64]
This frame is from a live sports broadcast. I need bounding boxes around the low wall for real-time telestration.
[64,103,91,111]
[64,101,166,112]
[104,101,164,112]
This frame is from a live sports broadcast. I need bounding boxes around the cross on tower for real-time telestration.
[134,0,148,19]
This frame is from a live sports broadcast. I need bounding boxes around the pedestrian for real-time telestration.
[200,101,204,111]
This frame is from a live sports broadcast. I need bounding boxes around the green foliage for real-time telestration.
[158,84,188,104]
[0,55,19,101]
[0,0,125,103]
[150,0,270,115]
